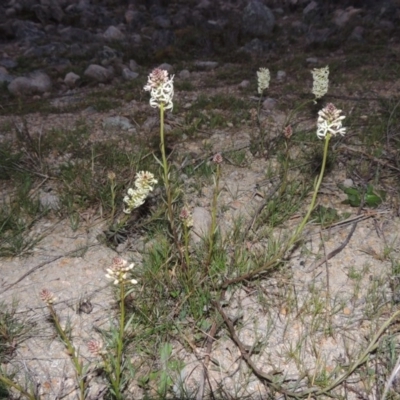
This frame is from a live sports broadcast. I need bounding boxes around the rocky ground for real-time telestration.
[1,0,400,399]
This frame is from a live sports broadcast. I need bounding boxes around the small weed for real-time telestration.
[340,183,386,208]
[311,205,341,227]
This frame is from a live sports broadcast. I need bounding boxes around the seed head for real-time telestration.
[213,153,223,164]
[87,339,104,357]
[283,125,293,140]
[39,289,56,304]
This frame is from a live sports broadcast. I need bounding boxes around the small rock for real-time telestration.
[86,381,107,400]
[158,63,174,73]
[64,72,80,88]
[262,98,276,110]
[12,20,45,39]
[103,116,135,131]
[153,15,171,29]
[97,46,121,65]
[122,68,139,81]
[5,8,16,17]
[0,58,17,69]
[306,57,319,64]
[178,69,190,79]
[230,200,243,210]
[103,26,125,41]
[142,116,158,132]
[84,64,113,83]
[39,190,60,211]
[129,59,139,72]
[238,80,250,89]
[32,3,65,25]
[196,0,211,9]
[333,7,362,28]
[303,1,318,16]
[343,307,351,315]
[291,20,307,34]
[378,20,394,31]
[240,38,271,55]
[193,61,218,70]
[306,28,332,44]
[8,71,52,96]
[191,207,211,244]
[342,179,354,188]
[0,67,13,84]
[59,26,93,42]
[276,70,286,81]
[242,0,275,37]
[349,26,364,41]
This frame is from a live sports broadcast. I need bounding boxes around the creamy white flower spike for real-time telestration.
[316,103,346,139]
[135,171,158,191]
[312,66,329,100]
[257,67,270,94]
[123,171,157,214]
[144,68,174,110]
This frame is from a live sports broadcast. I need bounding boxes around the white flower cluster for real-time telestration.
[257,67,270,94]
[105,257,138,285]
[312,66,329,100]
[144,68,174,110]
[316,103,346,139]
[123,171,158,214]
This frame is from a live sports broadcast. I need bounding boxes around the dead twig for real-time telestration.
[339,144,400,173]
[306,204,370,273]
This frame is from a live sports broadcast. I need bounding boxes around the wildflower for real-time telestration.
[144,68,174,110]
[107,171,116,181]
[123,171,157,214]
[134,171,158,192]
[312,66,329,100]
[180,207,193,228]
[257,67,270,94]
[87,339,104,357]
[316,103,346,139]
[283,125,293,140]
[39,289,56,304]
[105,257,138,285]
[213,153,223,164]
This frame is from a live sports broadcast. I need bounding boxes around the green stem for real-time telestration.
[284,99,315,130]
[0,374,36,400]
[280,140,290,197]
[183,224,191,269]
[221,134,331,289]
[159,104,186,269]
[290,134,331,247]
[48,305,85,400]
[206,164,220,271]
[110,180,116,220]
[112,283,125,399]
